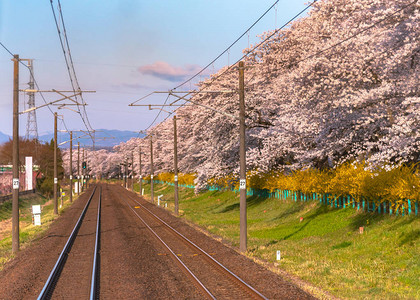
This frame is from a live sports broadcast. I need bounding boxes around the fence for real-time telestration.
[148,180,419,217]
[246,188,419,217]
[0,189,36,204]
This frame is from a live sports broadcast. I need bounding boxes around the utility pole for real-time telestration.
[139,146,142,197]
[123,160,127,189]
[54,112,58,215]
[12,54,20,253]
[85,148,89,189]
[69,131,73,203]
[77,142,80,196]
[239,61,247,253]
[150,136,154,204]
[120,163,123,185]
[125,160,129,188]
[131,151,134,191]
[82,148,85,191]
[173,116,179,216]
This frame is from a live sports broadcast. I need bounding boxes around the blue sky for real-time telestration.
[0,0,310,137]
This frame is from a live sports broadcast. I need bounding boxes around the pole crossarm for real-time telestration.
[157,90,236,94]
[129,104,184,107]
[128,91,157,106]
[58,133,90,146]
[57,106,80,113]
[18,89,92,114]
[19,90,96,93]
[58,130,115,142]
[168,91,239,120]
[128,89,235,106]
[129,90,238,119]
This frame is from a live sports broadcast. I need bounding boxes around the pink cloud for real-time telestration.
[138,61,207,82]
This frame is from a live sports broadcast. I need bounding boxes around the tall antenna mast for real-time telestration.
[23,59,38,140]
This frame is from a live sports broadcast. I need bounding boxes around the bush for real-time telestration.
[37,177,54,199]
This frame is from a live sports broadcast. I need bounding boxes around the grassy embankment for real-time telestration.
[135,181,420,300]
[0,187,77,270]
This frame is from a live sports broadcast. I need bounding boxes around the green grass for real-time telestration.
[136,181,420,300]
[0,187,81,270]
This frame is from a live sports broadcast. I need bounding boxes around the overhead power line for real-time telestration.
[50,0,94,140]
[163,0,318,118]
[268,0,419,73]
[0,41,14,56]
[136,0,318,131]
[173,0,286,90]
[147,0,417,132]
[0,41,75,132]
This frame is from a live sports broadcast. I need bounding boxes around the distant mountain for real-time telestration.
[39,129,145,149]
[0,132,11,144]
[0,129,140,149]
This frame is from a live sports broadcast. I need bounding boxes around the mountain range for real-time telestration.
[0,132,10,144]
[0,129,144,149]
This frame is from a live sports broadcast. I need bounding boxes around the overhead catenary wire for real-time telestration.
[266,0,419,74]
[0,41,14,56]
[172,0,416,113]
[174,0,287,90]
[0,41,74,132]
[49,0,94,141]
[135,0,318,130]
[139,93,172,136]
[162,1,318,117]
[145,0,417,135]
[57,0,94,132]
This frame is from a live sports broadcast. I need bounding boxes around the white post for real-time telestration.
[25,156,33,190]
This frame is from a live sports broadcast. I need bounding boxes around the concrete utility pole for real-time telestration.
[77,142,80,196]
[82,148,85,191]
[54,112,58,215]
[122,160,126,188]
[139,146,142,197]
[239,61,247,253]
[150,136,154,203]
[12,54,20,253]
[125,160,129,188]
[131,151,134,191]
[69,131,73,203]
[173,116,179,216]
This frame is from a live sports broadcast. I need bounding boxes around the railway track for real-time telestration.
[112,185,268,300]
[37,185,101,300]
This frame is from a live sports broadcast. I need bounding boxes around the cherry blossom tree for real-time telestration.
[62,0,419,190]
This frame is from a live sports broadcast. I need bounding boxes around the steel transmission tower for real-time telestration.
[24,59,38,140]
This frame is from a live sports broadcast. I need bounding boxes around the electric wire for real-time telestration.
[131,0,317,107]
[0,41,74,138]
[0,42,55,117]
[139,93,171,136]
[173,0,285,90]
[50,0,94,141]
[144,0,417,137]
[266,0,419,74]
[136,0,318,133]
[171,0,415,113]
[57,0,94,132]
[0,41,14,56]
[161,1,317,119]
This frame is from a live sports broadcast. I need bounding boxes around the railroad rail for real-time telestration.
[115,186,268,300]
[37,185,101,300]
